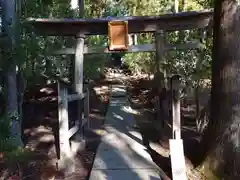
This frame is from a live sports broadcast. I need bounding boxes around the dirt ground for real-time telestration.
[127,77,209,180]
[0,79,111,180]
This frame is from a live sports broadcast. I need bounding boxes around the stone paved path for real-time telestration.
[88,85,162,180]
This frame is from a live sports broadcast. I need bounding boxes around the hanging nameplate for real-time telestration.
[108,21,128,51]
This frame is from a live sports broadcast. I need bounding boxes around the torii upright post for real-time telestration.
[155,29,165,129]
[72,0,85,139]
[155,29,165,87]
[155,29,169,130]
[74,33,85,132]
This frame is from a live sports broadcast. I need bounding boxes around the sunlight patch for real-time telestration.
[128,130,142,140]
[121,106,140,115]
[93,129,107,136]
[113,112,124,120]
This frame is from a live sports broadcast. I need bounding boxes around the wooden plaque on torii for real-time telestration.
[108,21,129,51]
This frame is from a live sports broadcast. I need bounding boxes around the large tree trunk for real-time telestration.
[200,1,240,179]
[3,0,23,147]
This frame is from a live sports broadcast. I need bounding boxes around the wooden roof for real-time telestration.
[26,10,213,36]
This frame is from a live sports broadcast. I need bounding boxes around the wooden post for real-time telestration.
[58,82,75,174]
[52,42,202,55]
[74,33,85,132]
[79,0,84,18]
[155,29,167,128]
[171,75,181,139]
[155,30,165,78]
[70,0,84,84]
[155,29,164,94]
[195,29,207,132]
[84,88,90,128]
[74,35,84,94]
[169,75,187,180]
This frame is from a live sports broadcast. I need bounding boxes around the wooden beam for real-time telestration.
[26,10,213,36]
[67,92,86,102]
[52,44,153,55]
[68,124,79,139]
[40,73,71,86]
[52,42,201,55]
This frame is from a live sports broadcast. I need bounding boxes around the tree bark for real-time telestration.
[2,0,23,147]
[200,1,240,179]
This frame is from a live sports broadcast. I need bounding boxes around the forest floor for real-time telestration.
[127,77,209,180]
[0,77,114,180]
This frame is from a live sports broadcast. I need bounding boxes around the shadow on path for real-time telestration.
[89,93,162,180]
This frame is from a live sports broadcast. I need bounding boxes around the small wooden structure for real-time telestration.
[40,73,90,173]
[27,10,213,177]
[169,75,187,180]
[57,81,89,173]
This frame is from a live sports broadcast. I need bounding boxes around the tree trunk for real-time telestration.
[2,0,23,147]
[180,0,185,12]
[200,1,240,179]
[174,0,179,13]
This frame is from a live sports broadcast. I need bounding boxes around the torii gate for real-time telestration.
[27,10,213,177]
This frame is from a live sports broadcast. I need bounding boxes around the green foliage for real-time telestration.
[2,148,32,164]
[84,54,109,79]
[17,0,213,88]
[84,35,110,79]
[0,113,30,161]
[17,0,116,85]
[121,0,213,82]
[123,33,155,73]
[124,52,155,73]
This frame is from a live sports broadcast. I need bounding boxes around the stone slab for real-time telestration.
[170,139,187,180]
[89,85,161,180]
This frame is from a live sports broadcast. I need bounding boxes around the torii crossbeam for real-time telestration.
[26,10,213,36]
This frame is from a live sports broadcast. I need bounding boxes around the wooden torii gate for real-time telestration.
[27,10,213,177]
